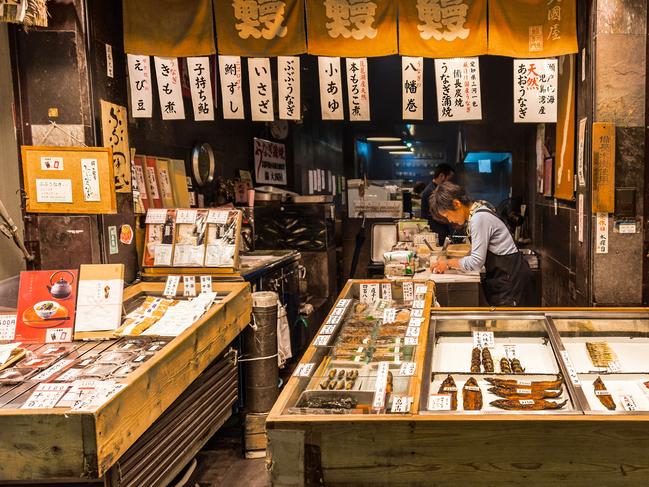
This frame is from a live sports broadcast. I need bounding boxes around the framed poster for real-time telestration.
[254,138,287,185]
[21,146,116,214]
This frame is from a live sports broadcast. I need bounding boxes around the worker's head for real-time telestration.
[430,182,473,225]
[432,164,455,185]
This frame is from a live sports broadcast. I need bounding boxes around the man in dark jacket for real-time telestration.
[420,163,455,245]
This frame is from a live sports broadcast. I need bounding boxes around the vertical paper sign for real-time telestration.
[127,54,153,118]
[80,159,101,202]
[318,57,344,120]
[402,56,423,120]
[346,58,370,121]
[592,122,615,213]
[278,56,300,120]
[578,193,584,243]
[248,58,274,121]
[154,57,185,120]
[596,212,609,254]
[577,117,587,187]
[514,59,558,123]
[99,100,131,193]
[186,57,215,121]
[219,55,245,119]
[434,57,482,121]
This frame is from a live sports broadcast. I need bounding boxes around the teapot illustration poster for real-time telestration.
[15,270,78,343]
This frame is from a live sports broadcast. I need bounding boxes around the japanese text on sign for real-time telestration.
[346,57,370,121]
[398,361,416,376]
[219,56,245,119]
[187,57,215,121]
[402,56,423,120]
[318,56,344,120]
[472,331,494,349]
[154,57,185,120]
[233,0,288,39]
[163,275,180,297]
[596,212,609,254]
[183,276,197,297]
[127,54,152,118]
[514,58,558,123]
[278,56,301,120]
[391,395,412,413]
[428,393,452,411]
[324,0,378,40]
[293,363,315,377]
[381,283,392,301]
[254,138,287,185]
[417,0,470,41]
[372,361,390,410]
[248,58,274,121]
[359,283,380,304]
[80,158,101,202]
[434,57,482,121]
[402,281,414,302]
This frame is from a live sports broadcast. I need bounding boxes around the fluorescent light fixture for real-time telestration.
[366,137,402,142]
[378,145,409,150]
[389,151,412,155]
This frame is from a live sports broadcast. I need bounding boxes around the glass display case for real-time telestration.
[550,313,649,413]
[278,279,434,415]
[421,313,576,414]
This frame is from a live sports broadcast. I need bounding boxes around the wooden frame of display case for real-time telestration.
[267,306,649,486]
[0,281,251,483]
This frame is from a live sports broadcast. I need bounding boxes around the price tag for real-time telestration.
[153,244,173,266]
[56,368,83,382]
[359,283,380,304]
[331,307,345,317]
[293,363,315,377]
[504,344,517,359]
[391,395,412,413]
[427,394,452,411]
[406,326,420,337]
[163,275,180,297]
[398,362,416,376]
[465,386,480,392]
[409,317,424,327]
[145,208,168,224]
[183,276,197,297]
[381,283,392,301]
[560,350,581,386]
[326,314,342,325]
[45,328,71,343]
[313,335,330,347]
[411,309,423,318]
[320,324,337,335]
[372,361,390,410]
[21,383,70,409]
[472,331,495,349]
[336,299,351,309]
[516,388,532,395]
[207,209,229,224]
[519,399,535,406]
[382,308,397,324]
[402,282,414,302]
[176,209,197,224]
[415,284,427,295]
[412,299,425,309]
[607,360,622,373]
[595,390,612,396]
[0,314,16,341]
[32,359,73,381]
[621,395,638,411]
[516,379,532,386]
[404,336,418,346]
[200,275,212,293]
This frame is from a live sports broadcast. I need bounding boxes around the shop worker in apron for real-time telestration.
[429,182,532,307]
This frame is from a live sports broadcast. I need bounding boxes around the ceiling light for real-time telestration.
[389,151,412,155]
[378,145,409,150]
[366,137,402,142]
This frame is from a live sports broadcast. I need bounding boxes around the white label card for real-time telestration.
[409,317,424,327]
[163,275,180,297]
[22,384,70,409]
[318,57,344,120]
[248,58,274,121]
[382,308,397,324]
[372,361,390,410]
[402,282,414,302]
[45,328,72,343]
[186,57,215,121]
[391,395,412,413]
[434,57,482,121]
[219,56,245,119]
[176,209,197,224]
[398,362,416,376]
[146,208,168,224]
[127,54,153,118]
[578,194,585,243]
[595,390,612,396]
[514,58,558,123]
[183,276,197,297]
[153,244,173,266]
[105,43,114,78]
[504,344,517,359]
[402,56,424,120]
[381,283,392,301]
[406,326,420,337]
[472,331,495,349]
[326,314,342,325]
[200,275,212,293]
[0,314,16,341]
[336,299,351,309]
[428,394,452,411]
[412,299,425,309]
[560,350,581,386]
[293,363,315,377]
[346,58,370,121]
[404,337,418,346]
[207,209,229,224]
[577,117,587,187]
[321,324,337,335]
[411,309,424,318]
[154,57,185,120]
[415,284,428,295]
[596,213,609,254]
[607,360,622,373]
[278,56,301,120]
[35,179,73,203]
[80,159,101,202]
[40,156,63,171]
[359,283,380,304]
[313,335,330,347]
[519,399,536,406]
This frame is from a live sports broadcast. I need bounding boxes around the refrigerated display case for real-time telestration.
[267,301,649,486]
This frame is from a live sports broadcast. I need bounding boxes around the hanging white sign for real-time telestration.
[578,194,585,243]
[248,58,274,122]
[596,212,609,254]
[346,58,370,121]
[514,58,558,123]
[186,57,215,121]
[434,57,482,122]
[127,54,153,118]
[577,117,587,187]
[154,57,185,120]
[318,57,344,120]
[278,56,300,120]
[218,55,245,120]
[402,56,424,120]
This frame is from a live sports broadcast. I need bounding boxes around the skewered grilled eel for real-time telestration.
[499,357,512,373]
[490,398,568,410]
[593,376,616,411]
[485,375,563,390]
[438,374,458,410]
[462,377,483,410]
[471,347,482,373]
[488,386,563,400]
[510,358,525,374]
[481,348,494,373]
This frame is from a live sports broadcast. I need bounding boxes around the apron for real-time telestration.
[468,206,532,307]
